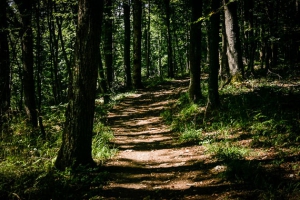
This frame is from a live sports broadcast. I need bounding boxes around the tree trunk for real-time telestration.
[55,0,104,170]
[35,0,46,139]
[207,0,220,110]
[133,0,143,89]
[188,0,202,103]
[123,0,132,88]
[104,0,114,87]
[0,0,10,129]
[98,52,110,104]
[243,0,255,74]
[145,0,151,78]
[220,13,230,81]
[164,0,174,78]
[223,0,244,80]
[15,0,38,127]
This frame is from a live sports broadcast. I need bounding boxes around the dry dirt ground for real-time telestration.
[96,78,299,200]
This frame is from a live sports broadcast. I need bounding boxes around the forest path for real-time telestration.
[98,78,231,200]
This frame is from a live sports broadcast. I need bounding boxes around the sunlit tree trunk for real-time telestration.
[188,0,202,103]
[133,0,143,89]
[15,0,38,127]
[0,0,10,129]
[55,0,104,170]
[98,52,110,104]
[220,13,230,81]
[223,0,244,79]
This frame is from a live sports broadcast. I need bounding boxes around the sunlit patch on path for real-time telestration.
[98,78,239,199]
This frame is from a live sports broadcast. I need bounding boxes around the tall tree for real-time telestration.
[223,0,244,80]
[145,0,151,78]
[123,0,132,88]
[188,0,202,103]
[133,0,143,89]
[243,0,255,74]
[15,0,38,127]
[47,0,62,104]
[0,0,10,128]
[164,0,174,78]
[35,0,46,138]
[207,0,220,110]
[55,0,104,170]
[104,0,114,87]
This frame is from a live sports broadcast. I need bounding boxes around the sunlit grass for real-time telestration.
[0,101,115,199]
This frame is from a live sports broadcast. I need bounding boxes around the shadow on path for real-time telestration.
[96,78,257,199]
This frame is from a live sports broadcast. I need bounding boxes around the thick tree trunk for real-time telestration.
[188,0,202,103]
[223,0,244,79]
[0,0,10,129]
[220,13,230,81]
[207,0,220,110]
[123,0,132,88]
[55,0,104,170]
[15,0,38,127]
[133,0,143,89]
[104,0,114,87]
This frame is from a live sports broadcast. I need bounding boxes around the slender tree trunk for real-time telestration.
[55,0,104,170]
[98,52,110,104]
[15,0,38,127]
[0,0,10,129]
[207,0,220,110]
[223,0,244,79]
[243,0,255,74]
[47,0,61,104]
[164,0,174,78]
[158,31,163,78]
[145,0,151,78]
[133,0,143,88]
[123,0,132,88]
[188,0,202,103]
[35,0,46,139]
[104,0,114,87]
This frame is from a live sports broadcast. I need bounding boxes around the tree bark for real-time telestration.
[15,0,38,127]
[0,0,10,129]
[243,0,255,74]
[133,0,143,89]
[145,0,151,78]
[35,0,46,139]
[123,0,132,88]
[223,0,244,79]
[188,0,202,103]
[104,0,114,87]
[55,0,104,170]
[220,12,230,81]
[207,0,220,110]
[164,0,174,78]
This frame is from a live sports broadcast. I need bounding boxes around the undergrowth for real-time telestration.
[0,98,116,199]
[161,75,300,198]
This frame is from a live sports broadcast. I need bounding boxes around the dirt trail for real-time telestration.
[99,78,236,200]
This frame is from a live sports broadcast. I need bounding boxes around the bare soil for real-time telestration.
[96,78,300,200]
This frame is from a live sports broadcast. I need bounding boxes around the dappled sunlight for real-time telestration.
[98,77,300,199]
